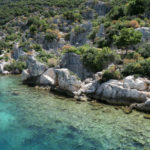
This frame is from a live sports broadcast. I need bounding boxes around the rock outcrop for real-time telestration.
[60,52,93,80]
[27,56,47,77]
[0,61,10,74]
[54,69,82,95]
[136,27,150,41]
[70,22,92,46]
[94,80,146,105]
[12,42,26,60]
[21,56,150,112]
[85,0,111,16]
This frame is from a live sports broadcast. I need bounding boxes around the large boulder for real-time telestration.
[27,56,47,77]
[39,68,56,85]
[94,80,147,105]
[135,27,150,41]
[60,52,93,80]
[0,62,10,74]
[39,75,55,85]
[21,70,30,81]
[134,99,150,112]
[123,76,148,91]
[55,68,82,95]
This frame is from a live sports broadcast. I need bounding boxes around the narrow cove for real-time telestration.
[0,75,150,150]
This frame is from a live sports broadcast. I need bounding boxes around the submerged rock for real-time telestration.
[143,114,150,119]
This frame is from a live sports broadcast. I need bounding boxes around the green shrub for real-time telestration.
[5,34,19,41]
[32,44,42,52]
[107,6,125,20]
[45,32,57,42]
[74,25,86,35]
[4,61,26,73]
[138,42,150,58]
[126,0,145,15]
[102,69,122,82]
[29,25,38,34]
[81,47,120,72]
[36,50,56,64]
[122,58,150,77]
[88,27,99,42]
[63,10,82,22]
[113,28,142,49]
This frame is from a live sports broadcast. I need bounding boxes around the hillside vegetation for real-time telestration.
[0,0,150,80]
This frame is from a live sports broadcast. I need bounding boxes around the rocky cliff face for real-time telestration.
[70,22,92,46]
[60,52,93,80]
[85,0,111,16]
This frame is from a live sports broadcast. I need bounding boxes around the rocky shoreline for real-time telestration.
[18,55,150,114]
[1,52,150,114]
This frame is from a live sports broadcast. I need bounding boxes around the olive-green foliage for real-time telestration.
[27,17,48,32]
[107,6,125,20]
[74,25,86,35]
[62,46,82,55]
[36,50,56,64]
[102,69,122,82]
[29,25,38,34]
[4,61,26,73]
[5,34,19,41]
[45,32,57,42]
[63,10,82,22]
[122,58,150,77]
[0,0,85,25]
[113,28,142,48]
[88,27,99,42]
[126,0,145,15]
[138,42,150,58]
[81,47,120,72]
[0,40,9,50]
[32,44,42,52]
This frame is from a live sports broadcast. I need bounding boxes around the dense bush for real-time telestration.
[74,25,86,35]
[113,28,142,49]
[0,0,84,25]
[107,6,125,20]
[36,50,57,64]
[32,44,42,52]
[5,34,19,41]
[81,47,120,72]
[63,10,82,22]
[45,32,57,42]
[122,58,150,77]
[126,0,145,15]
[102,69,122,82]
[138,42,150,58]
[29,25,38,34]
[4,61,26,73]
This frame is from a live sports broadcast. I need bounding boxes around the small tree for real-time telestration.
[113,28,142,54]
[126,0,145,15]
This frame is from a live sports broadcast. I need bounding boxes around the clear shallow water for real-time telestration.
[0,76,150,150]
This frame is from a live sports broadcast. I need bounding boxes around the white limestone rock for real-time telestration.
[21,70,30,81]
[27,56,47,77]
[55,68,82,93]
[95,80,146,105]
[123,76,147,91]
[39,74,54,85]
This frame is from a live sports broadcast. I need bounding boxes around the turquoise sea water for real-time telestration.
[0,75,150,150]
